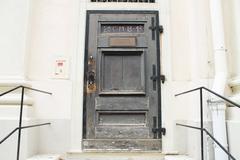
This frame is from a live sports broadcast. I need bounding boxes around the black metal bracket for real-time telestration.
[149,25,164,32]
[151,74,166,84]
[150,75,158,81]
[149,17,164,40]
[149,25,163,33]
[149,17,156,40]
[160,75,166,84]
[159,25,164,34]
[152,127,166,136]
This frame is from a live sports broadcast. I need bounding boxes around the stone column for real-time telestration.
[229,0,240,104]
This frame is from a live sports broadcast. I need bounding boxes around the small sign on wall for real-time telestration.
[53,56,69,79]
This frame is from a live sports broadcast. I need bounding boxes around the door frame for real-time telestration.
[83,10,163,139]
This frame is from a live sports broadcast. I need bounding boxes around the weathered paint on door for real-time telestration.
[83,11,162,151]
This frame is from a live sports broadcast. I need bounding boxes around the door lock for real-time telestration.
[87,56,96,93]
[88,71,95,85]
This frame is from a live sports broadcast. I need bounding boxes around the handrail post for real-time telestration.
[200,88,204,160]
[16,87,24,160]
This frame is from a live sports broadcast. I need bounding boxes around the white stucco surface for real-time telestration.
[0,0,29,79]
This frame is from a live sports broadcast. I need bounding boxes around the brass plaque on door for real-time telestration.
[109,37,136,47]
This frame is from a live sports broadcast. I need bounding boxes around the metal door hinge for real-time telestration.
[149,18,164,40]
[160,75,166,84]
[160,128,166,135]
[150,75,158,81]
[151,74,166,84]
[152,128,166,136]
[152,117,166,138]
[159,25,164,34]
[149,25,164,33]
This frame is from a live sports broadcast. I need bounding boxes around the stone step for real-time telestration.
[165,155,195,160]
[26,154,62,160]
[83,139,162,151]
[26,153,195,160]
[66,152,165,160]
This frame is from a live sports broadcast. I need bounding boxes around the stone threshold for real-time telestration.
[27,153,195,160]
[83,139,162,151]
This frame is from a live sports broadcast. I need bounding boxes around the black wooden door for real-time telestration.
[83,11,162,151]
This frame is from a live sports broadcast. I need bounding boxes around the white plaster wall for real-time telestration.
[0,106,38,160]
[0,0,29,80]
[226,107,240,159]
[227,121,240,160]
[27,0,79,81]
[26,0,80,154]
[222,0,240,79]
[70,0,86,152]
[0,1,37,160]
[167,0,215,157]
[169,0,214,82]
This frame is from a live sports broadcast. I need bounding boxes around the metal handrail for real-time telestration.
[176,123,237,160]
[175,86,240,108]
[0,85,52,160]
[0,86,22,97]
[175,86,239,160]
[0,85,52,97]
[0,123,51,144]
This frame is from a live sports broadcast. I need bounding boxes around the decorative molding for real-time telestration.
[209,103,227,111]
[0,94,34,106]
[0,79,33,105]
[207,99,226,105]
[229,94,240,106]
[226,107,240,121]
[228,77,240,105]
[0,79,31,87]
[229,76,240,87]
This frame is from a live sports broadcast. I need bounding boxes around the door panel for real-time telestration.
[84,11,161,151]
[100,51,145,94]
[95,126,149,139]
[98,112,146,125]
[95,97,149,110]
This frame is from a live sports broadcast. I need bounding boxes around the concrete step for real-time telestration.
[26,153,195,160]
[26,154,62,160]
[165,155,195,160]
[66,152,165,160]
